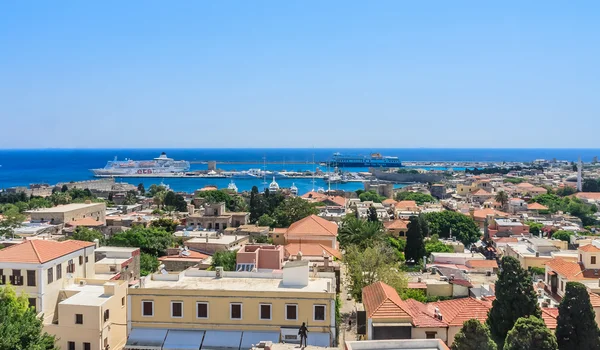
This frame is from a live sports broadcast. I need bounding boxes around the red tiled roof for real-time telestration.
[319,196,346,207]
[395,200,418,210]
[545,258,597,280]
[301,191,327,200]
[382,199,398,205]
[0,239,95,264]
[284,243,342,260]
[158,250,209,261]
[429,298,491,326]
[527,202,548,210]
[466,260,498,269]
[579,244,600,253]
[384,220,409,230]
[403,299,447,327]
[589,292,600,307]
[492,237,518,244]
[471,208,509,220]
[285,215,338,237]
[362,282,413,320]
[517,182,535,188]
[575,193,600,201]
[471,189,492,196]
[541,308,559,329]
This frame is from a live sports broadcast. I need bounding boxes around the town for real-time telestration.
[1,157,600,350]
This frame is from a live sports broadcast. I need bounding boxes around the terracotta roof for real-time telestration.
[384,220,409,230]
[471,208,509,220]
[517,182,535,188]
[403,299,447,327]
[0,239,95,264]
[528,186,548,193]
[589,292,600,307]
[285,215,338,237]
[159,250,209,261]
[471,189,492,196]
[541,308,559,329]
[492,237,518,244]
[66,217,104,227]
[575,193,600,201]
[272,228,287,234]
[429,298,491,326]
[579,244,600,253]
[527,202,548,210]
[301,191,327,200]
[466,260,498,269]
[284,243,342,260]
[382,199,398,205]
[545,258,597,280]
[319,196,346,207]
[395,200,418,210]
[362,282,413,320]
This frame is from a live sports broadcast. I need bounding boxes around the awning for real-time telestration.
[240,332,280,348]
[372,322,413,327]
[202,330,243,350]
[124,328,168,350]
[162,330,204,350]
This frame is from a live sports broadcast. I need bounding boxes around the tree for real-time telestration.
[555,282,600,350]
[526,221,544,235]
[148,184,167,197]
[211,250,237,271]
[107,226,174,257]
[0,207,25,238]
[140,252,160,276]
[68,226,104,243]
[249,186,263,223]
[583,179,600,193]
[495,191,509,211]
[344,242,406,301]
[487,256,541,347]
[272,197,319,228]
[405,216,426,263]
[368,205,379,222]
[425,234,454,256]
[551,230,572,242]
[257,214,275,228]
[358,190,386,203]
[503,316,557,350]
[0,285,57,349]
[338,216,385,249]
[395,192,436,205]
[153,191,166,209]
[451,319,497,350]
[61,184,68,192]
[150,218,179,233]
[137,183,145,195]
[123,190,138,205]
[422,211,481,245]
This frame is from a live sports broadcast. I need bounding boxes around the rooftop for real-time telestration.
[61,282,119,307]
[0,239,95,264]
[26,203,104,214]
[185,235,247,245]
[286,215,338,237]
[95,246,139,254]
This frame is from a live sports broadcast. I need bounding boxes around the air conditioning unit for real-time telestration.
[79,280,87,286]
[215,267,224,278]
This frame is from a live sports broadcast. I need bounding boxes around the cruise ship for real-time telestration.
[330,152,402,168]
[91,152,190,176]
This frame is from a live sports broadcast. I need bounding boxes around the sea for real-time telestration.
[0,148,598,195]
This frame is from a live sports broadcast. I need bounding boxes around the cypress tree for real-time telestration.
[368,205,379,222]
[404,216,425,263]
[555,282,600,350]
[451,319,497,350]
[504,316,557,350]
[486,256,541,347]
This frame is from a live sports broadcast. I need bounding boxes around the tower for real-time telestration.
[577,157,583,192]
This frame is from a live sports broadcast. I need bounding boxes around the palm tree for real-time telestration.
[495,191,509,211]
[338,216,384,248]
[153,191,166,209]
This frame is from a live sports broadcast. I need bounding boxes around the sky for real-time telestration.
[0,1,598,149]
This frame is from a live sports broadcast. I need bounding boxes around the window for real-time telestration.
[142,301,154,317]
[426,332,437,339]
[592,256,597,264]
[85,256,89,263]
[171,301,183,318]
[286,304,298,320]
[75,314,83,324]
[314,305,326,321]
[27,270,36,286]
[197,302,208,319]
[68,342,75,350]
[230,303,242,319]
[28,298,36,311]
[236,263,255,272]
[67,260,75,273]
[79,256,84,265]
[259,304,272,320]
[84,342,91,350]
[11,270,23,285]
[56,264,62,280]
[561,280,564,291]
[122,297,125,307]
[215,223,220,230]
[104,309,110,322]
[0,269,4,285]
[47,268,53,284]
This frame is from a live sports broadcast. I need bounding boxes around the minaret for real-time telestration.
[577,157,583,192]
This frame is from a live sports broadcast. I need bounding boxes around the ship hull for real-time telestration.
[332,161,402,168]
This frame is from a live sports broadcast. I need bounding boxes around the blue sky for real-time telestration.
[0,1,598,148]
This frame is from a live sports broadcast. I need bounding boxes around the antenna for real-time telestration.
[312,149,316,192]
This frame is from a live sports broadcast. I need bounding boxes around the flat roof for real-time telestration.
[139,274,330,293]
[61,283,115,306]
[95,246,139,253]
[96,257,130,265]
[26,203,104,214]
[184,235,247,245]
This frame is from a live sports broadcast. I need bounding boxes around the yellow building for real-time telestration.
[125,260,337,349]
[26,202,106,225]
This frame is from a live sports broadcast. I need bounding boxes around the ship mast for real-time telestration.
[312,151,316,192]
[262,156,267,192]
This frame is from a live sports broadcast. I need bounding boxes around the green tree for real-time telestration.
[526,221,544,235]
[422,211,481,245]
[140,252,160,276]
[211,250,238,271]
[452,319,497,350]
[272,197,319,228]
[0,207,25,238]
[68,226,104,243]
[583,179,600,193]
[425,234,454,256]
[150,218,179,233]
[358,190,386,203]
[495,191,509,210]
[503,316,557,350]
[555,282,600,350]
[395,192,436,205]
[556,187,576,197]
[137,183,145,195]
[107,226,173,257]
[368,205,379,222]
[148,184,167,197]
[123,190,138,205]
[249,186,264,223]
[405,216,426,263]
[257,214,275,228]
[344,242,406,301]
[487,256,541,347]
[61,184,68,192]
[551,230,573,242]
[28,197,52,210]
[153,191,166,209]
[0,285,57,349]
[338,216,385,249]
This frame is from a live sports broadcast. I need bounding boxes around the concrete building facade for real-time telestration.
[27,203,106,225]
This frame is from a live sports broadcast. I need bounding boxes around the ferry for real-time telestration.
[91,152,190,176]
[330,152,402,168]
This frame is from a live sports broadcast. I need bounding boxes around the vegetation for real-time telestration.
[211,250,237,271]
[396,169,420,174]
[149,218,179,233]
[555,282,600,350]
[532,194,597,226]
[196,189,247,212]
[272,197,319,228]
[526,221,543,235]
[67,226,104,243]
[487,256,541,347]
[140,252,160,276]
[555,186,577,197]
[107,226,173,257]
[583,178,600,192]
[394,191,436,205]
[425,234,454,256]
[551,230,573,242]
[344,242,406,301]
[358,190,387,203]
[495,191,509,210]
[338,216,385,249]
[503,316,557,350]
[467,166,536,176]
[137,183,145,195]
[0,285,57,349]
[404,216,426,263]
[248,187,319,228]
[399,288,452,303]
[368,205,379,222]
[421,211,481,245]
[503,177,526,184]
[387,236,406,262]
[451,319,497,350]
[0,206,25,238]
[164,191,188,212]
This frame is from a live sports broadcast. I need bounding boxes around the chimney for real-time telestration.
[103,282,116,296]
[93,239,100,249]
[323,255,330,268]
[205,235,209,243]
[296,251,303,261]
[535,251,540,257]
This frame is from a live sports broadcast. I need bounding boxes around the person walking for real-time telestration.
[298,322,309,347]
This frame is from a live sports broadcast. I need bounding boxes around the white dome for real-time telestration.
[269,177,280,191]
[290,183,298,195]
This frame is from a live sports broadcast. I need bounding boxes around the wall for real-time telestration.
[286,235,336,249]
[29,203,106,225]
[411,327,448,343]
[426,283,452,297]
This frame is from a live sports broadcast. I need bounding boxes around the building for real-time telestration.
[184,233,249,255]
[94,246,141,283]
[186,202,249,230]
[504,238,574,269]
[26,202,106,225]
[430,252,486,266]
[125,260,337,349]
[384,220,409,237]
[467,189,494,204]
[273,215,338,249]
[545,241,600,297]
[487,218,530,237]
[429,184,446,200]
[346,339,449,350]
[44,279,128,350]
[394,201,419,219]
[236,244,284,271]
[158,247,211,271]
